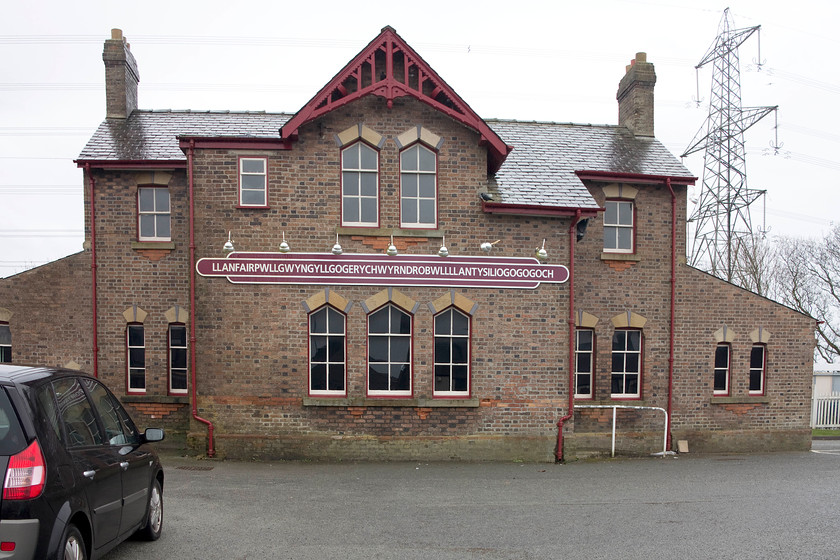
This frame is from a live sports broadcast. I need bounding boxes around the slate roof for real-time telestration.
[78,111,693,210]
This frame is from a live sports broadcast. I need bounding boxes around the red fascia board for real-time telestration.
[177,137,292,150]
[482,201,602,217]
[576,170,696,186]
[75,159,186,170]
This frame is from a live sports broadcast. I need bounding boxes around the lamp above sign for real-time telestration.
[196,252,569,289]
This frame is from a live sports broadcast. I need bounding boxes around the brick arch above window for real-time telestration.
[361,288,419,315]
[611,311,647,329]
[122,305,148,324]
[601,183,639,200]
[302,289,353,314]
[335,123,385,149]
[750,327,772,344]
[135,171,173,186]
[395,125,444,151]
[428,291,477,316]
[164,305,189,325]
[575,310,599,329]
[0,307,12,323]
[714,326,737,343]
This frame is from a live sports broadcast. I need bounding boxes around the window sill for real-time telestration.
[335,226,443,239]
[600,252,640,262]
[132,242,175,251]
[710,396,770,405]
[236,205,270,210]
[122,395,190,405]
[303,396,479,408]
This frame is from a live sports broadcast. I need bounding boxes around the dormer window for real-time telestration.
[341,141,379,227]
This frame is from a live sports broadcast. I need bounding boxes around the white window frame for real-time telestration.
[0,323,10,363]
[713,343,731,395]
[603,199,634,253]
[239,157,267,207]
[308,306,347,397]
[367,304,412,397]
[574,329,594,399]
[611,329,641,398]
[341,142,379,227]
[137,187,171,242]
[433,308,471,397]
[168,324,188,395]
[400,143,437,228]
[126,324,146,394]
[749,344,766,395]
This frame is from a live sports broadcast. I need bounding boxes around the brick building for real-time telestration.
[0,28,815,461]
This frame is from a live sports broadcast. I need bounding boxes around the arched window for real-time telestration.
[168,324,188,395]
[575,328,595,398]
[400,143,437,228]
[611,329,642,398]
[126,323,146,393]
[433,308,470,396]
[749,344,766,395]
[368,304,412,396]
[713,343,731,395]
[309,306,347,396]
[341,141,379,226]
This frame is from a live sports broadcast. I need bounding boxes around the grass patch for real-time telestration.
[813,429,840,437]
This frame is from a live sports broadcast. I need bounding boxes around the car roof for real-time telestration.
[0,364,89,386]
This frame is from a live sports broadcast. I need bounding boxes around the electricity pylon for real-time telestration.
[683,8,777,284]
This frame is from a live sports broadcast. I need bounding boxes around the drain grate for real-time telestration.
[176,465,215,471]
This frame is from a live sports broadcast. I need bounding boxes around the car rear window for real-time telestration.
[0,388,26,456]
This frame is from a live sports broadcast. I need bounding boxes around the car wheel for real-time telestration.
[62,524,86,560]
[137,478,163,541]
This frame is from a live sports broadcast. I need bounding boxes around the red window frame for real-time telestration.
[340,141,380,228]
[574,328,595,399]
[399,142,438,229]
[432,307,472,398]
[308,306,348,397]
[610,328,642,400]
[126,323,146,395]
[366,303,413,398]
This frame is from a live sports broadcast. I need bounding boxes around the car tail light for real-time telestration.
[3,440,46,500]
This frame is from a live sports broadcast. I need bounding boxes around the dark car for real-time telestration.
[0,365,165,559]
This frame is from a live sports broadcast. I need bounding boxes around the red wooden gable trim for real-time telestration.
[280,26,512,173]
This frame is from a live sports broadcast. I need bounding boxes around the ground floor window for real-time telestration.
[368,304,412,396]
[169,324,188,395]
[575,329,594,398]
[433,308,470,396]
[126,324,145,393]
[309,306,346,395]
[714,343,730,395]
[749,344,766,395]
[0,323,10,363]
[611,329,641,398]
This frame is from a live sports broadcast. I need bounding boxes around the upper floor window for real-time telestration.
[433,308,470,397]
[309,306,346,396]
[749,344,766,395]
[368,304,412,396]
[169,324,188,395]
[342,142,379,226]
[713,343,731,395]
[0,323,10,363]
[239,157,267,207]
[138,187,170,241]
[604,200,634,253]
[126,323,145,394]
[400,143,437,228]
[611,329,641,398]
[575,329,594,398]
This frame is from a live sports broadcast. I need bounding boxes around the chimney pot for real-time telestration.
[617,52,656,137]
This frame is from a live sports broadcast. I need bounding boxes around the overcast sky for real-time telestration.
[1,0,838,277]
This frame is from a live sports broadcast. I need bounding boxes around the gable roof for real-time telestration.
[486,120,694,209]
[279,26,511,173]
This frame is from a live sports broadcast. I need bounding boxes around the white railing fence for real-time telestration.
[812,393,840,429]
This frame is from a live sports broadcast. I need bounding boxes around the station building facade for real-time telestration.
[0,27,816,461]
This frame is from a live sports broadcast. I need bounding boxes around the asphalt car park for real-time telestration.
[105,441,840,560]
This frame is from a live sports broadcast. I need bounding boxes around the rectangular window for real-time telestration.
[169,324,188,395]
[749,344,766,395]
[575,329,594,398]
[713,343,731,395]
[433,308,470,397]
[138,187,171,241]
[126,324,145,393]
[309,307,346,396]
[368,304,412,396]
[603,200,634,253]
[0,323,10,363]
[342,142,379,226]
[400,144,437,228]
[239,157,267,207]
[611,329,641,398]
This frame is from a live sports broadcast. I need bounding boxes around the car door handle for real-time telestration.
[120,462,130,470]
[83,470,96,479]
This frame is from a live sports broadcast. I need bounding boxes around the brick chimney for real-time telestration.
[102,29,139,119]
[617,52,656,137]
